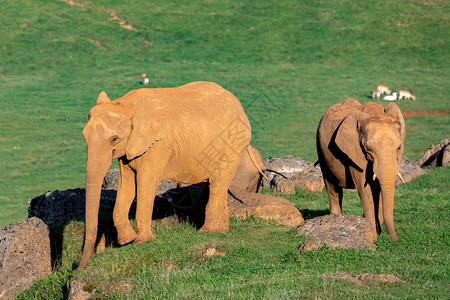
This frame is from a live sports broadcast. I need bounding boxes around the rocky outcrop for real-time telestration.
[416,137,450,169]
[397,156,426,185]
[0,218,52,300]
[297,214,377,252]
[262,156,324,193]
[228,192,304,227]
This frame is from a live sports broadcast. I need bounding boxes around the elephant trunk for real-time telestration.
[375,160,399,242]
[78,152,111,269]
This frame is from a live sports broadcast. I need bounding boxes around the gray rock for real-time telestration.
[262,155,324,193]
[416,137,450,169]
[102,169,179,196]
[66,280,95,300]
[397,155,426,185]
[0,218,52,300]
[228,192,304,227]
[28,188,117,226]
[297,214,377,252]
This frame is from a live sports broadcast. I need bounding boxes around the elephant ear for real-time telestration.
[385,102,406,140]
[126,97,173,160]
[334,110,371,172]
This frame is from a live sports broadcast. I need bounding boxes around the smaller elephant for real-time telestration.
[316,99,405,241]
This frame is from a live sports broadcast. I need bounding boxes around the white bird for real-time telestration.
[383,92,397,101]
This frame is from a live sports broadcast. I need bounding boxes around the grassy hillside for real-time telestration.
[0,0,449,298]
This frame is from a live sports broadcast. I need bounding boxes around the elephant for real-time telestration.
[316,98,405,241]
[78,81,252,269]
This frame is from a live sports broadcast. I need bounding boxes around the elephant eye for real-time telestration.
[111,136,119,145]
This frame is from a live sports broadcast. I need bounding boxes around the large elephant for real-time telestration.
[79,81,252,269]
[316,99,405,241]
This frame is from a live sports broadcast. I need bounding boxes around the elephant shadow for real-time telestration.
[299,209,330,220]
[29,185,210,271]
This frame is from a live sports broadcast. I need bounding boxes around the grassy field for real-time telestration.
[0,0,449,298]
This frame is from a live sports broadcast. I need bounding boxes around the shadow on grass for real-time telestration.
[29,185,210,271]
[300,209,330,220]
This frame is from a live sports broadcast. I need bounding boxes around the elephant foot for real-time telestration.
[117,227,137,246]
[199,223,229,233]
[133,232,156,244]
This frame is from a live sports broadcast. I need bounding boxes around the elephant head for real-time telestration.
[78,91,172,269]
[334,102,405,241]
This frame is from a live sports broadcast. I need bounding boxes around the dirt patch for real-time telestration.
[59,0,85,7]
[106,9,139,32]
[402,110,449,117]
[59,0,140,32]
[321,273,405,286]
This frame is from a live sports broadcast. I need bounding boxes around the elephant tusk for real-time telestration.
[373,174,377,181]
[397,172,405,183]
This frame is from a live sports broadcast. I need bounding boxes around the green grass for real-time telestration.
[17,167,449,299]
[0,0,449,298]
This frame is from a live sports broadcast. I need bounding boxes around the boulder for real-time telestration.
[397,155,426,185]
[103,169,178,196]
[416,137,450,168]
[102,169,304,227]
[0,218,52,300]
[262,156,324,193]
[228,192,304,227]
[28,189,117,226]
[297,214,377,252]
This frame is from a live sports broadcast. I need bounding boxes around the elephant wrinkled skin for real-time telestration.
[316,99,405,241]
[79,82,251,269]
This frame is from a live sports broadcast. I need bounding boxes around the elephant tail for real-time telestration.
[302,160,319,175]
[247,147,269,181]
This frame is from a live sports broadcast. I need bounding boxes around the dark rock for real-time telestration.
[297,214,377,252]
[28,189,117,226]
[416,137,450,169]
[262,155,324,193]
[228,192,304,227]
[0,218,52,300]
[397,156,426,184]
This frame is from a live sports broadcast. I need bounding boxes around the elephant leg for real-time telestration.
[133,171,161,244]
[324,178,343,214]
[199,178,231,233]
[114,159,137,245]
[354,178,378,233]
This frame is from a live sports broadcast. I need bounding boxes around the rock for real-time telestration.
[0,218,52,300]
[102,169,178,196]
[102,168,119,190]
[297,214,377,252]
[28,188,117,226]
[321,273,404,285]
[66,280,96,300]
[397,155,426,184]
[416,137,450,168]
[262,155,324,193]
[228,192,304,227]
[101,169,304,227]
[28,188,175,227]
